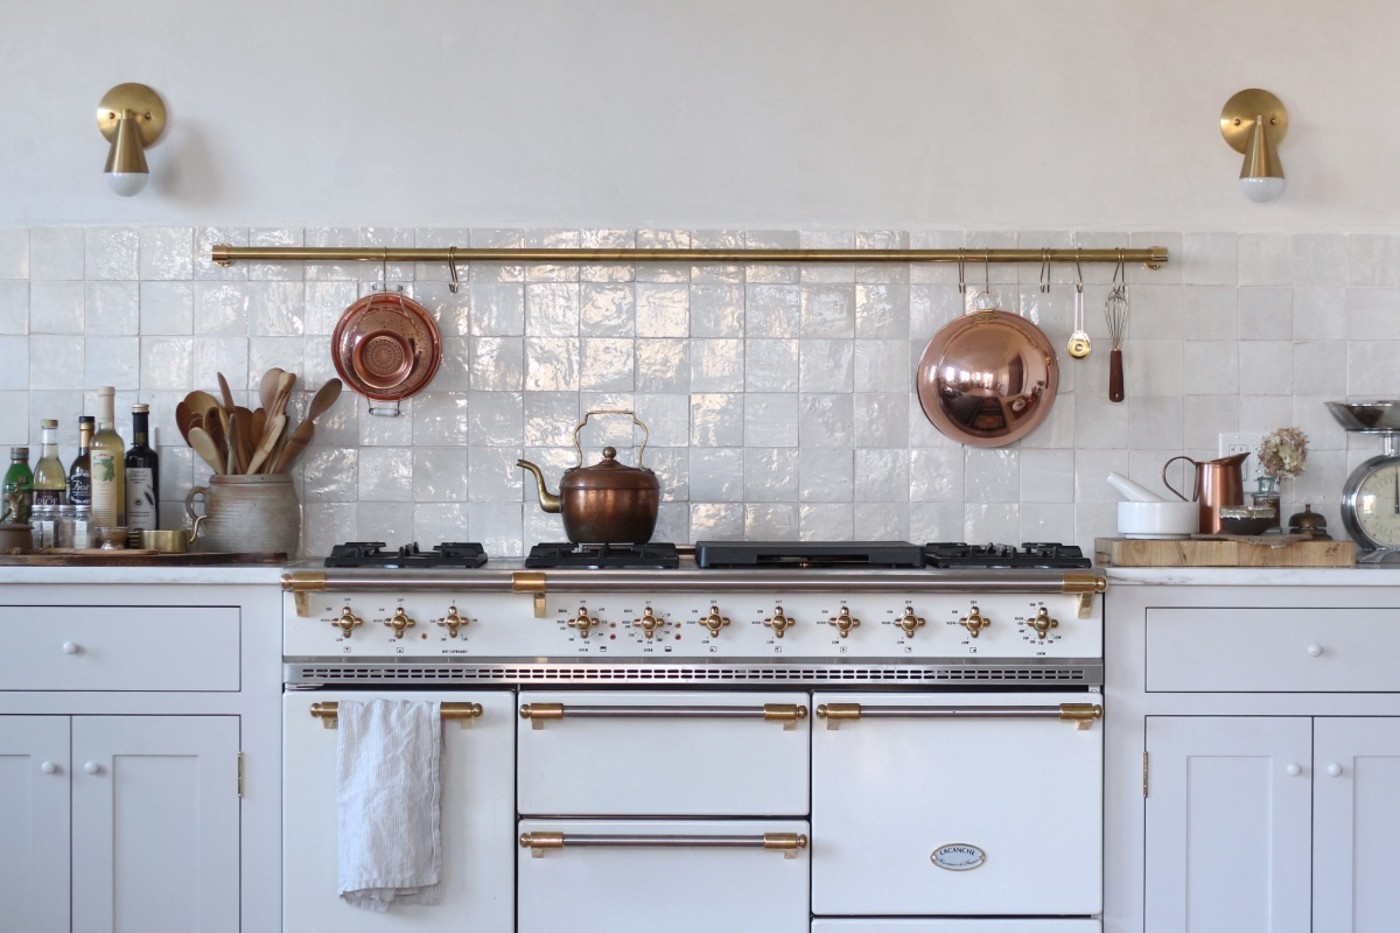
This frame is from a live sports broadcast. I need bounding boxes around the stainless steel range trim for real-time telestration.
[283,658,1103,687]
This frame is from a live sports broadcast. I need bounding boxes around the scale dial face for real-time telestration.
[1341,454,1400,550]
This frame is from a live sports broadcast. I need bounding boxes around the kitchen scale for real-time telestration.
[1327,401,1400,561]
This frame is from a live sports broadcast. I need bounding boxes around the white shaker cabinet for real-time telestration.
[0,570,283,933]
[1105,572,1400,933]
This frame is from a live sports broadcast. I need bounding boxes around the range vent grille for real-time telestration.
[285,661,1101,687]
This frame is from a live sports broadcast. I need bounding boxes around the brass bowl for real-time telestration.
[1218,506,1276,536]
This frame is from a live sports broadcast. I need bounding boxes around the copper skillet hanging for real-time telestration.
[331,252,443,404]
[915,250,1060,447]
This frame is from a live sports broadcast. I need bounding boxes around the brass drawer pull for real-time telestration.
[816,702,1103,731]
[309,701,483,729]
[520,831,808,858]
[519,702,808,730]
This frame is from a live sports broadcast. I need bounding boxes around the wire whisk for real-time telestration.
[1105,250,1129,402]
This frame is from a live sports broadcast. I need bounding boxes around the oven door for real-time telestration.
[519,818,810,933]
[282,690,515,931]
[811,690,1103,916]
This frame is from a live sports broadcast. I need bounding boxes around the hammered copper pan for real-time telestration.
[915,303,1060,448]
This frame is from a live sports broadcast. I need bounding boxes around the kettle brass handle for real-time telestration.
[572,409,650,469]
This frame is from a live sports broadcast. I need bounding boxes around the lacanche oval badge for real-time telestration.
[931,843,986,871]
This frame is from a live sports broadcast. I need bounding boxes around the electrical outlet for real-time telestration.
[1219,432,1263,482]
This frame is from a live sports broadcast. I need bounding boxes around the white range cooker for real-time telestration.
[282,540,1106,933]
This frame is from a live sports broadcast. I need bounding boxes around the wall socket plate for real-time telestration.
[1219,433,1263,483]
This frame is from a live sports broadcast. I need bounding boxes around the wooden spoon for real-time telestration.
[306,378,344,424]
[188,426,225,475]
[217,372,237,412]
[272,371,297,418]
[185,390,220,417]
[246,414,286,475]
[271,419,314,473]
[258,368,283,413]
[175,401,195,445]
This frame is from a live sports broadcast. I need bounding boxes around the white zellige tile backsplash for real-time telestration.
[0,226,1383,557]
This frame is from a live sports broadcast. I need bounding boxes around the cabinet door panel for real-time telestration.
[71,715,240,933]
[1144,716,1311,933]
[0,716,69,933]
[1314,717,1400,933]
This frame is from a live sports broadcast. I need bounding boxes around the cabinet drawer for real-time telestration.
[517,690,809,816]
[0,606,240,691]
[813,922,1101,932]
[1146,608,1398,692]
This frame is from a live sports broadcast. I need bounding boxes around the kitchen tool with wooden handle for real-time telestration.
[271,419,313,473]
[246,414,286,475]
[188,426,225,475]
[1105,253,1128,403]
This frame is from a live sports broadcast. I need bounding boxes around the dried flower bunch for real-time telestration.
[1257,427,1309,478]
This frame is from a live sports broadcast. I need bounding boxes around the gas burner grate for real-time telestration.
[525,542,680,569]
[923,541,1092,570]
[695,540,925,569]
[323,541,488,569]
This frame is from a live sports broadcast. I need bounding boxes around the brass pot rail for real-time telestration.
[520,831,808,858]
[519,701,807,730]
[309,700,483,728]
[212,244,1167,270]
[816,701,1103,730]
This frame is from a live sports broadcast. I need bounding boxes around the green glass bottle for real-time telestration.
[2,446,33,524]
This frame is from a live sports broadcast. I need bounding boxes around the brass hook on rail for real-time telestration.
[1039,248,1051,294]
[447,245,460,294]
[956,249,966,295]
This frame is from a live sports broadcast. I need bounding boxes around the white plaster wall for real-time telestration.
[3,0,1396,229]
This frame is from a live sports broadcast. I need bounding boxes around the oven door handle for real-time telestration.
[520,831,808,858]
[519,702,808,730]
[816,701,1103,730]
[309,700,483,729]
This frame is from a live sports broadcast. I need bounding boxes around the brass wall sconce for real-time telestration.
[96,83,166,196]
[1220,88,1287,203]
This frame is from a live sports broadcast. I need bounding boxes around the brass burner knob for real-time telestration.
[332,607,363,637]
[897,606,926,638]
[384,607,416,638]
[635,606,667,639]
[1028,606,1059,639]
[960,606,990,638]
[436,606,467,638]
[765,607,796,638]
[829,607,860,638]
[701,605,730,638]
[569,608,601,638]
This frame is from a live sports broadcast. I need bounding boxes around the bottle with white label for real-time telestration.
[89,387,126,529]
[125,403,158,536]
[33,419,66,508]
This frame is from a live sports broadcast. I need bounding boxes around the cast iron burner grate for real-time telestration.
[923,542,1092,569]
[525,542,681,569]
[695,540,925,569]
[324,541,488,569]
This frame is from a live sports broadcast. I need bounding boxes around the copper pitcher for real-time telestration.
[1162,452,1249,534]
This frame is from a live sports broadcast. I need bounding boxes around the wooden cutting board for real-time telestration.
[1095,536,1355,568]
[0,550,286,566]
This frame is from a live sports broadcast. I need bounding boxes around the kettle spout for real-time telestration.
[516,459,561,513]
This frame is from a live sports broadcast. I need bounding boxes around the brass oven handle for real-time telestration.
[309,701,483,729]
[815,702,1103,731]
[520,831,808,858]
[520,702,808,730]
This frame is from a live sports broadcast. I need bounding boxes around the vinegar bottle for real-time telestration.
[89,387,126,528]
[67,416,93,507]
[33,418,67,508]
[125,403,159,533]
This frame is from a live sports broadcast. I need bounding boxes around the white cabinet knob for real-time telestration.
[40,760,57,774]
[83,761,101,775]
[1285,763,1302,776]
[61,641,79,655]
[1327,762,1343,777]
[1306,644,1323,657]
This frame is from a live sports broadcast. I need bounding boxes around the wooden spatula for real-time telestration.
[271,419,313,473]
[246,414,286,475]
[188,426,225,475]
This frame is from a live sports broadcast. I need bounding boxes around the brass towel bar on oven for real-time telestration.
[309,700,483,728]
[212,244,1168,269]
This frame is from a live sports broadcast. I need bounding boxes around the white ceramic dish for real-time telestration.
[1117,501,1198,537]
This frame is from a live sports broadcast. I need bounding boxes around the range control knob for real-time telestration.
[829,607,861,638]
[960,606,990,638]
[897,607,926,638]
[633,607,668,639]
[384,608,416,638]
[436,606,467,638]
[569,608,601,638]
[332,607,363,637]
[1028,606,1059,639]
[765,607,796,639]
[700,605,731,638]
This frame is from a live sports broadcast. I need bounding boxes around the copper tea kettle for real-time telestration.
[1162,451,1249,534]
[517,410,660,544]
